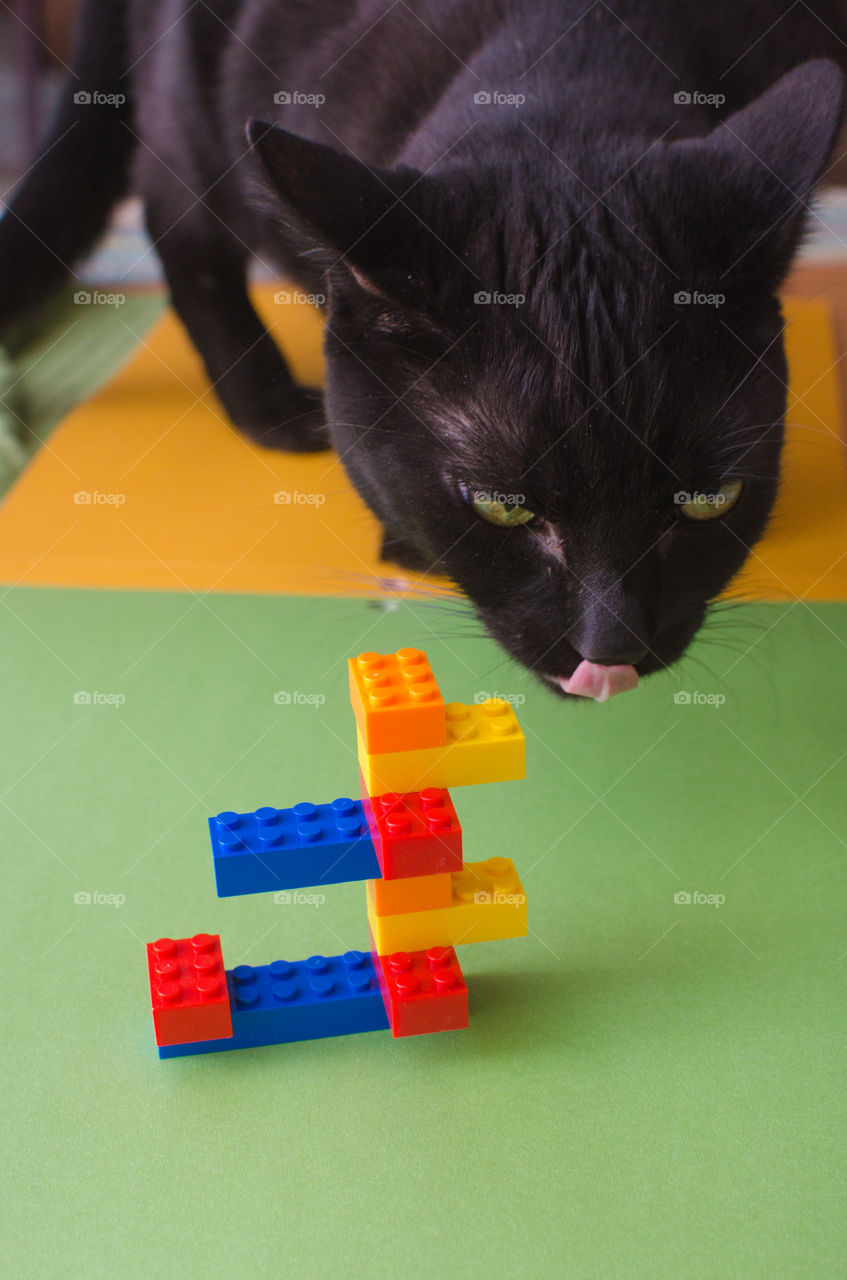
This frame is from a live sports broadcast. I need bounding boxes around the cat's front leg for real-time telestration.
[141,182,328,453]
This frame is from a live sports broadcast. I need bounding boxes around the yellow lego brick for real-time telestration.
[366,857,527,951]
[348,649,446,754]
[357,699,525,794]
[370,871,453,915]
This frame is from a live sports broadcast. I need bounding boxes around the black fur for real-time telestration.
[2,1,845,690]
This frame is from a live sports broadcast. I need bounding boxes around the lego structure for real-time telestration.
[146,648,527,1055]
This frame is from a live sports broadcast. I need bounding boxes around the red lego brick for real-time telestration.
[146,933,234,1047]
[349,649,446,754]
[363,784,463,879]
[374,945,468,1037]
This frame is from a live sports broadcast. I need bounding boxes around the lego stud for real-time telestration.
[193,951,221,979]
[433,967,458,993]
[386,952,413,973]
[426,947,453,970]
[395,647,423,663]
[254,806,281,827]
[231,965,261,1008]
[195,975,223,999]
[214,813,246,851]
[480,699,517,735]
[423,806,452,832]
[394,971,421,996]
[269,960,296,981]
[156,979,185,1005]
[482,857,519,890]
[293,802,322,843]
[445,703,478,741]
[384,811,413,837]
[356,651,385,670]
[366,684,398,710]
[419,788,446,810]
[150,938,178,960]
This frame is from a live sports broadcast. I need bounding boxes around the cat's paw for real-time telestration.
[229,385,330,453]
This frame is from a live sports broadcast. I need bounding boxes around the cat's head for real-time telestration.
[249,59,843,696]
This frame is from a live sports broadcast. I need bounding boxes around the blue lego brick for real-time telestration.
[208,797,381,897]
[158,950,389,1057]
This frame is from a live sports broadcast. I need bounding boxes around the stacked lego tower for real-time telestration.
[146,648,527,1057]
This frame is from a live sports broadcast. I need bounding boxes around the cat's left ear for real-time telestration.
[246,120,445,306]
[661,59,844,281]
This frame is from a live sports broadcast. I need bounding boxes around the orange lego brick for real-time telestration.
[348,648,446,753]
[370,870,453,915]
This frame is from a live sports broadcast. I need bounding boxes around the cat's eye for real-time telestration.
[676,479,743,522]
[461,485,536,527]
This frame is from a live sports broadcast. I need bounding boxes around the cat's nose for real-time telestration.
[579,648,647,667]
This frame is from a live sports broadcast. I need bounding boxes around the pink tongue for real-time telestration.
[558,660,639,702]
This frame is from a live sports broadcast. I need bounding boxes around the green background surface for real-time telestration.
[3,587,845,1279]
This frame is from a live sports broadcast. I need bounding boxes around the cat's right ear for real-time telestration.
[661,59,844,283]
[246,121,443,305]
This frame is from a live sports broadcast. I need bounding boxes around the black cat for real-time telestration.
[2,1,845,697]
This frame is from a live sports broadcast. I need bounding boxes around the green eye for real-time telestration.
[463,487,536,527]
[676,479,743,522]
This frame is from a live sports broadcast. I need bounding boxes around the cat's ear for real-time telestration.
[662,59,844,281]
[246,121,439,304]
